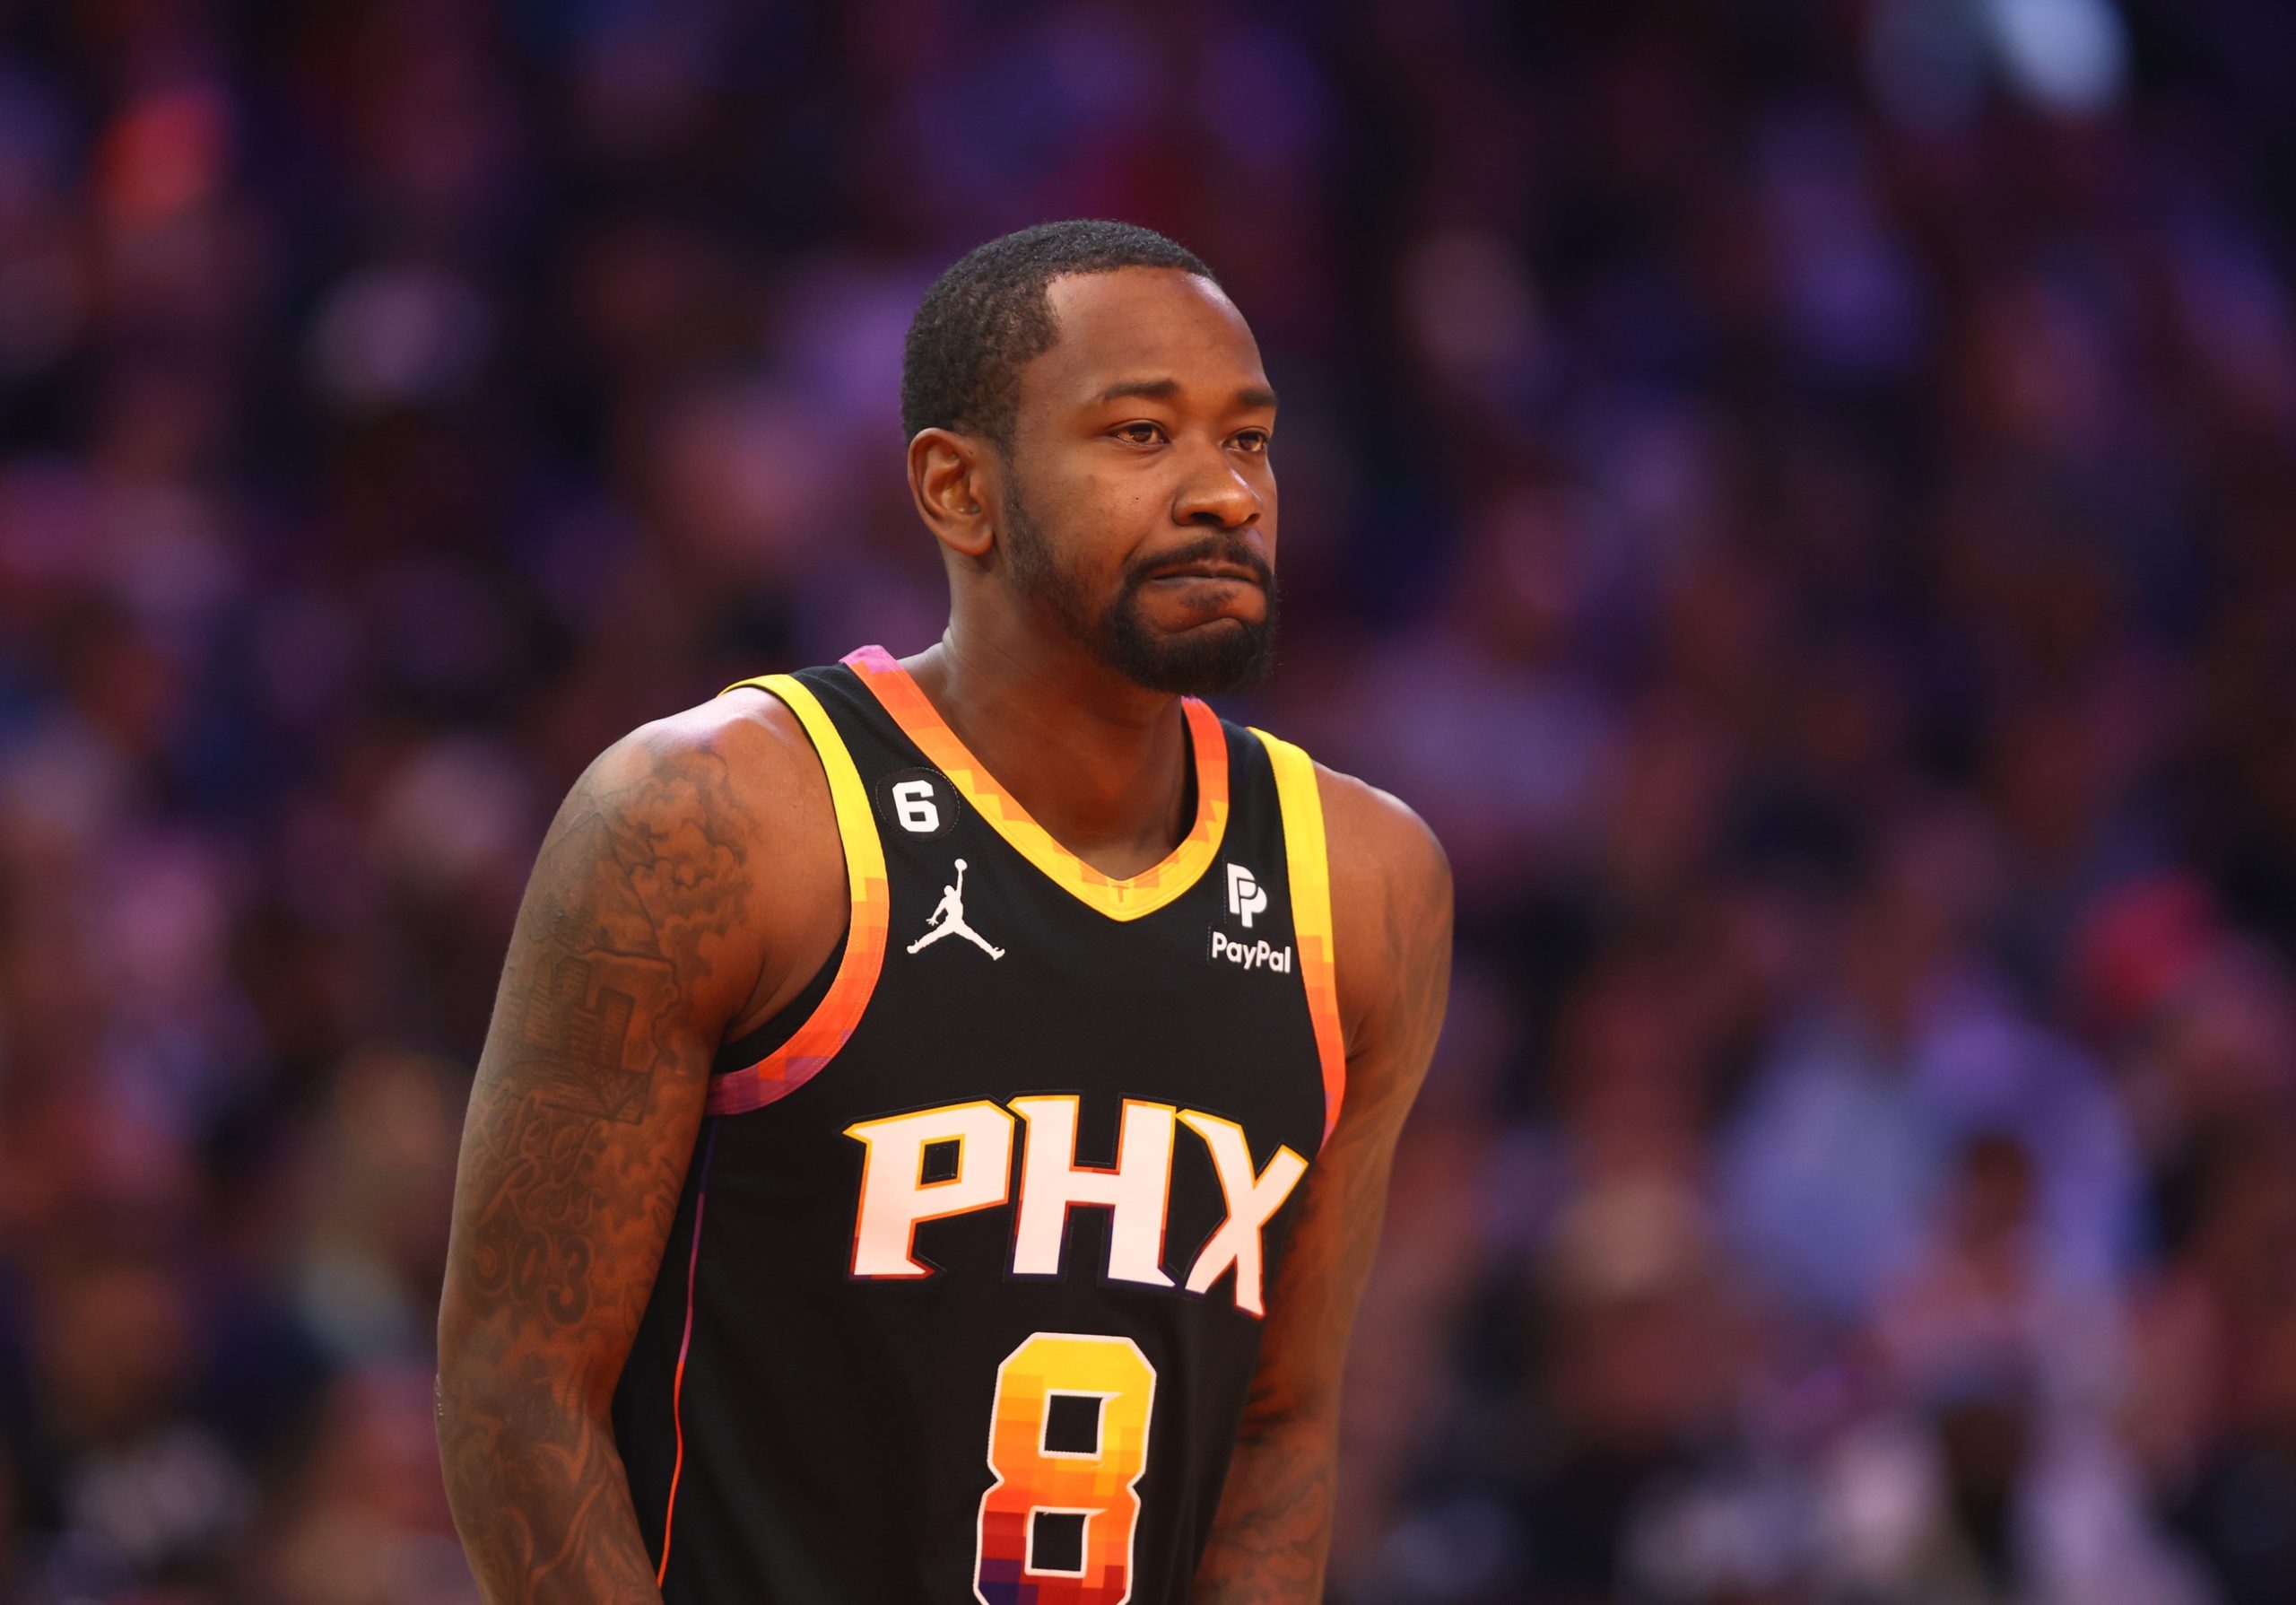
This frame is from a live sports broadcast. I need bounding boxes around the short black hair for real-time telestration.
[900,220,1218,449]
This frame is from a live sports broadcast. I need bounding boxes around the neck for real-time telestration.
[901,615,1196,877]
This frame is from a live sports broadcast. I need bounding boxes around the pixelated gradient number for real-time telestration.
[973,1332,1157,1605]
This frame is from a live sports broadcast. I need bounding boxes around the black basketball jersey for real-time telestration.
[609,645,1344,1604]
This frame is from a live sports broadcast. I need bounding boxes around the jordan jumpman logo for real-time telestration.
[907,858,1004,960]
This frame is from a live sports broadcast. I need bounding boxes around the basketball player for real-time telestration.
[436,221,1452,1603]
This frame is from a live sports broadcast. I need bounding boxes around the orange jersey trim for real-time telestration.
[708,674,889,1117]
[843,645,1230,922]
[654,1123,718,1586]
[1252,728,1344,1147]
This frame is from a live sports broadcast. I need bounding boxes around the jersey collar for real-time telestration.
[843,645,1229,922]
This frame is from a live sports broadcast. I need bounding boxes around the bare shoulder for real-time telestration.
[586,684,823,815]
[1306,760,1452,1071]
[1310,763,1450,912]
[558,685,848,1037]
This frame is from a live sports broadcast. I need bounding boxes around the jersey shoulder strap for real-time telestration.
[705,670,889,1117]
[1248,727,1346,1144]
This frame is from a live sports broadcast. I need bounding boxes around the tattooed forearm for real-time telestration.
[437,1351,664,1602]
[439,729,764,1605]
[440,1086,684,1602]
[1191,1417,1336,1603]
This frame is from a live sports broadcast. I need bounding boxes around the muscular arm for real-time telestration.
[1191,772,1453,1603]
[436,717,783,1604]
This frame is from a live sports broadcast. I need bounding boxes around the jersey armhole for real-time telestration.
[707,674,891,1117]
[1248,728,1346,1148]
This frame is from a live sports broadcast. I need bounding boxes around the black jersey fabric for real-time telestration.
[610,646,1340,1605]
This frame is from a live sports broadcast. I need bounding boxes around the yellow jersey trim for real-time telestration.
[1250,728,1345,1147]
[708,673,890,1116]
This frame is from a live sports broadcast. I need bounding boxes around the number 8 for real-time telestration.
[973,1332,1157,1605]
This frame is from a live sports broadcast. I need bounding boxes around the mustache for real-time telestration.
[1121,535,1274,591]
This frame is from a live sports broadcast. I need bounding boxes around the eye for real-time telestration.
[1230,429,1272,454]
[1112,421,1167,446]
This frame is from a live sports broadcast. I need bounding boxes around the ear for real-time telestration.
[907,427,996,563]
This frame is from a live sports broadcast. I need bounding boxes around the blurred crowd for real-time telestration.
[3,2,2295,1602]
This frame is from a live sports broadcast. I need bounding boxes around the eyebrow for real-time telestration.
[1093,378,1280,410]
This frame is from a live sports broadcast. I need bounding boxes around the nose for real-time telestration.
[1173,450,1264,530]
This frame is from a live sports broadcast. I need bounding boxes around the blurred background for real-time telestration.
[3,1,2295,1601]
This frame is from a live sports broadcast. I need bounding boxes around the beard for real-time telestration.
[1000,485,1279,697]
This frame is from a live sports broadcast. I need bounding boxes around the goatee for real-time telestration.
[1002,496,1278,697]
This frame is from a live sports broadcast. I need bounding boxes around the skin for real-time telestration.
[435,266,1451,1603]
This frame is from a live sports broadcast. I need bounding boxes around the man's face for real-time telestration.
[997,268,1279,696]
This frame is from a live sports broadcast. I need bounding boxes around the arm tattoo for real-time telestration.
[1189,1357,1340,1602]
[439,738,759,1604]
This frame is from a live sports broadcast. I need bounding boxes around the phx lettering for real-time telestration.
[843,1097,1308,1318]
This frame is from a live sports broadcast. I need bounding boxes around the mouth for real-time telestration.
[1139,557,1267,589]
